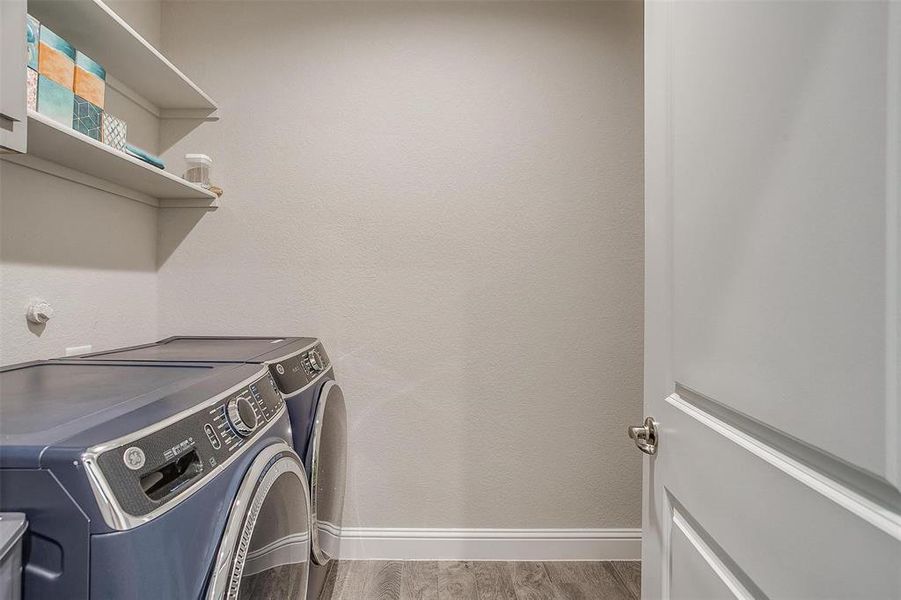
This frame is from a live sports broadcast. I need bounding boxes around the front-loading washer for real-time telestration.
[0,359,311,600]
[74,336,346,592]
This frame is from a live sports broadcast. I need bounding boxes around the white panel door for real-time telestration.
[642,1,900,598]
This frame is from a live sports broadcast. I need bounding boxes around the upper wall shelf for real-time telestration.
[27,0,217,117]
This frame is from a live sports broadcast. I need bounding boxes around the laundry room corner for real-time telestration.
[155,0,645,561]
[3,0,899,598]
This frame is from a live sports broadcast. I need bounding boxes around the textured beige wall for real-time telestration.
[0,164,159,365]
[0,1,163,365]
[159,1,644,528]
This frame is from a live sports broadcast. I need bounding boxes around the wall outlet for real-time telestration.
[65,344,92,357]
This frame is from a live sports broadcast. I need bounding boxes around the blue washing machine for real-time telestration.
[0,359,312,600]
[73,337,347,590]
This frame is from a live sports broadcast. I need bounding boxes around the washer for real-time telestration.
[73,336,347,590]
[0,359,311,600]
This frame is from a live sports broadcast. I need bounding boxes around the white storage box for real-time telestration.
[184,153,212,189]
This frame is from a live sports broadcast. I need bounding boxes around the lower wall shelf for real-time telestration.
[1,110,217,208]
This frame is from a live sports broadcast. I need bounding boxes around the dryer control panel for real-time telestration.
[269,341,331,395]
[91,372,284,522]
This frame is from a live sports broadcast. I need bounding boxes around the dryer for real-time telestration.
[0,359,311,600]
[74,337,347,573]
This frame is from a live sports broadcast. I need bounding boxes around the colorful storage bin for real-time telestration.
[26,69,38,112]
[26,15,40,71]
[38,26,75,90]
[101,112,127,150]
[74,51,105,109]
[73,96,101,140]
[37,74,74,126]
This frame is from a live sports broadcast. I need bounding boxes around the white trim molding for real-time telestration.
[317,524,641,561]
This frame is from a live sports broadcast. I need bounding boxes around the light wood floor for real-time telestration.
[319,560,640,600]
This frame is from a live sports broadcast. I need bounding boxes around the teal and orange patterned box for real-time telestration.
[73,96,101,140]
[37,25,75,126]
[74,51,105,110]
[38,25,75,90]
[26,15,40,71]
[37,74,74,126]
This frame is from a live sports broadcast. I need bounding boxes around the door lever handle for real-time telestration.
[628,416,659,455]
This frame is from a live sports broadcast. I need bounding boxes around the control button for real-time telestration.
[275,363,285,375]
[204,423,221,449]
[123,446,146,471]
[227,396,258,437]
[308,349,324,372]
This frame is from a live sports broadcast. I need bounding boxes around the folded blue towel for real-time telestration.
[125,143,165,169]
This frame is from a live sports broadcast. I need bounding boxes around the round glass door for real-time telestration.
[309,381,347,566]
[207,443,311,600]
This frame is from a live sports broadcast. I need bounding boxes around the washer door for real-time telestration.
[309,381,347,566]
[207,443,311,600]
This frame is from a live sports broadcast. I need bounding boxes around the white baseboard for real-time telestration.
[318,525,641,561]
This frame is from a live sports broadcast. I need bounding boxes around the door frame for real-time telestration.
[641,0,674,593]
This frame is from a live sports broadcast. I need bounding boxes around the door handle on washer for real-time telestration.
[628,416,659,455]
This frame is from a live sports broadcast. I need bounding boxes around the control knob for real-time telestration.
[308,349,325,372]
[227,396,258,437]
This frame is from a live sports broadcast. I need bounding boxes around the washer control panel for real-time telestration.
[94,373,284,519]
[269,341,331,395]
[209,376,282,450]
